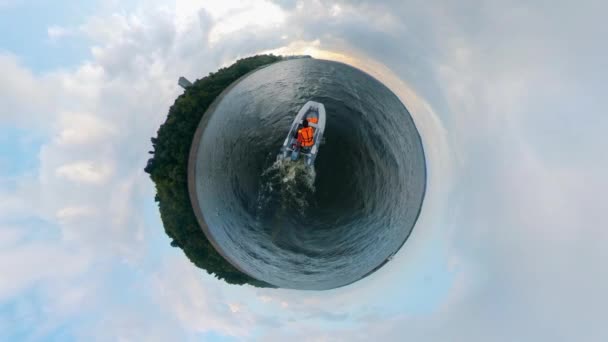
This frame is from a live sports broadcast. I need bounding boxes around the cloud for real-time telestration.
[55,205,96,222]
[55,161,113,184]
[263,0,608,340]
[270,0,299,11]
[1,0,606,341]
[54,112,117,146]
[0,2,305,340]
[0,239,90,301]
[0,54,58,128]
[207,1,286,44]
[47,25,72,41]
[150,257,257,337]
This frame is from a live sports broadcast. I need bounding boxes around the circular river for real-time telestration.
[190,59,426,290]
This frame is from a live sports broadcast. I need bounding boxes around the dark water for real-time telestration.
[193,59,426,290]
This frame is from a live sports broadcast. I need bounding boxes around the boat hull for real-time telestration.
[277,101,326,166]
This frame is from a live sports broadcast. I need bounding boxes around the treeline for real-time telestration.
[144,55,283,287]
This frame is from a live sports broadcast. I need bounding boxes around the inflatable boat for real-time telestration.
[277,101,326,166]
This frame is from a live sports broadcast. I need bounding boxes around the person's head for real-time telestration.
[303,119,309,127]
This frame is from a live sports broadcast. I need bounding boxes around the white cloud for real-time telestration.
[0,240,90,301]
[55,161,113,184]
[150,257,257,337]
[47,25,72,41]
[56,205,96,222]
[0,2,296,339]
[0,226,24,248]
[2,0,607,341]
[208,1,286,44]
[264,0,608,340]
[0,54,58,128]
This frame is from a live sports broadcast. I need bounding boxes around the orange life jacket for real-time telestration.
[307,117,319,124]
[297,126,314,147]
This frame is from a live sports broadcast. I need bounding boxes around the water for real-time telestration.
[193,59,426,290]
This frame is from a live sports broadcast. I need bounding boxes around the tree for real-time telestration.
[145,55,283,287]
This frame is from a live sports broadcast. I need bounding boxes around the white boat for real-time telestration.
[277,101,326,166]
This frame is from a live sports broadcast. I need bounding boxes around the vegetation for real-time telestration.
[144,54,283,287]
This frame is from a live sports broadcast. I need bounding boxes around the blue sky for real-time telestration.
[0,0,606,341]
[0,1,94,72]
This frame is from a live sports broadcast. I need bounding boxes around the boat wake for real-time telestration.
[256,158,316,221]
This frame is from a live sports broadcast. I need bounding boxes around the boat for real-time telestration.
[277,101,326,166]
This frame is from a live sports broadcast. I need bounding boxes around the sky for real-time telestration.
[0,0,607,341]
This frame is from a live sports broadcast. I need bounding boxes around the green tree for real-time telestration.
[145,55,283,287]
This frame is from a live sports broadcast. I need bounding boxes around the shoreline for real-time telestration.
[187,62,280,283]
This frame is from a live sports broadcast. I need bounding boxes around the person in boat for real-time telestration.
[296,118,315,150]
[307,116,318,124]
